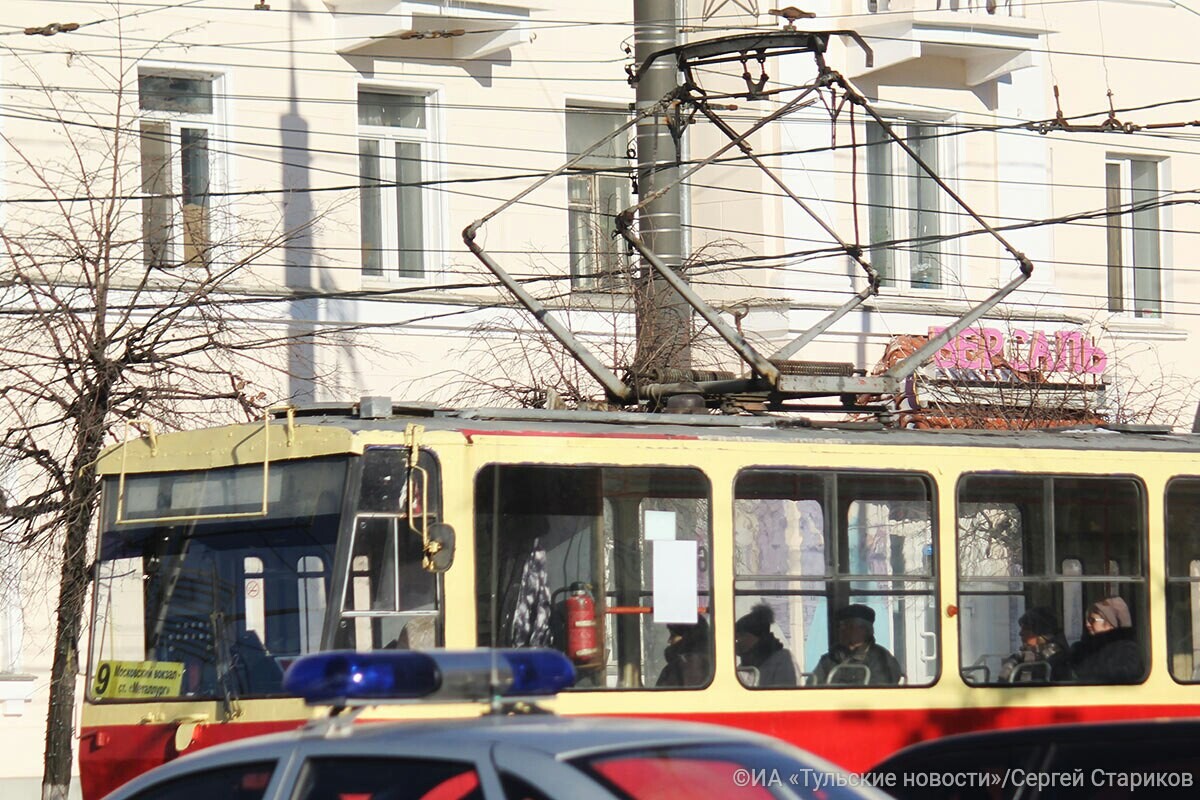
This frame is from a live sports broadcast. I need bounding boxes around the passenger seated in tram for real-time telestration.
[656,616,712,687]
[734,604,799,687]
[999,606,1070,683]
[1069,596,1144,684]
[813,604,904,686]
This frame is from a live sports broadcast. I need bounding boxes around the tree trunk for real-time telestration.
[42,437,103,800]
[42,510,90,800]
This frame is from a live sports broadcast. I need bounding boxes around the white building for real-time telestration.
[1,0,1198,795]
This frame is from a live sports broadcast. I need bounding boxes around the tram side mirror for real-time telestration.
[423,522,456,573]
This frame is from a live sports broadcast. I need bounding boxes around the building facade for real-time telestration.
[2,0,1198,795]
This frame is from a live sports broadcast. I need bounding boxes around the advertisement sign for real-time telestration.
[928,326,1107,375]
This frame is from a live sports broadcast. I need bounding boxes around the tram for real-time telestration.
[80,400,1200,799]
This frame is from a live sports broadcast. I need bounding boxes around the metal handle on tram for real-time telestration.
[405,423,429,556]
[920,631,937,662]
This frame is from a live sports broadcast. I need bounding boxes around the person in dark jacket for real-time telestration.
[1069,596,1144,684]
[999,606,1070,683]
[813,604,904,686]
[734,604,798,687]
[656,617,712,688]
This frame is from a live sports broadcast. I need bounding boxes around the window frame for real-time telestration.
[1106,154,1164,318]
[564,103,633,291]
[0,465,23,677]
[864,115,956,294]
[333,447,445,651]
[137,66,227,269]
[289,755,483,800]
[472,461,715,691]
[732,466,941,689]
[88,457,349,704]
[356,85,443,282]
[124,760,278,800]
[955,470,1150,687]
[1164,475,1200,684]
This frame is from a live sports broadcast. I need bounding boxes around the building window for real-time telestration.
[139,73,217,268]
[565,106,630,289]
[866,120,945,290]
[358,91,429,279]
[0,543,21,677]
[1106,158,1162,317]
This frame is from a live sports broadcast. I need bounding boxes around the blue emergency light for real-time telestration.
[283,649,576,706]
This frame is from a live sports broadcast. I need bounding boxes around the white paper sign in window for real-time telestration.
[644,509,677,541]
[653,539,697,624]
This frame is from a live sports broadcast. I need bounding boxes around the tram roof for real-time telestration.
[96,400,1200,476]
[272,400,1200,454]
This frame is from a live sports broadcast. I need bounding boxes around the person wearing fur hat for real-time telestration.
[813,604,904,686]
[734,604,798,687]
[1069,596,1144,684]
[999,606,1070,683]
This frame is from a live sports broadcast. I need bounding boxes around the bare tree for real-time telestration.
[437,239,749,410]
[0,45,332,800]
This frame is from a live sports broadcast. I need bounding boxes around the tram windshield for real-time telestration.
[90,457,349,702]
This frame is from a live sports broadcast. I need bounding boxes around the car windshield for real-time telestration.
[571,742,874,799]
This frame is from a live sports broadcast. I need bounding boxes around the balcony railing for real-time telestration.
[869,0,1023,17]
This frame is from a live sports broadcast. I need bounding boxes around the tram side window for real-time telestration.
[1165,478,1200,682]
[475,465,712,690]
[957,474,1147,686]
[733,469,937,689]
[334,448,442,651]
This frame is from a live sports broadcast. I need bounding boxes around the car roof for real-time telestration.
[329,714,789,756]
[114,713,807,793]
[105,711,902,800]
[870,717,1200,771]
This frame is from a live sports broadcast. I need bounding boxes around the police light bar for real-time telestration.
[282,649,576,706]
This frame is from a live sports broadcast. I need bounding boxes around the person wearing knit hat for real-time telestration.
[1090,597,1132,629]
[999,606,1069,683]
[656,616,712,688]
[734,604,798,687]
[1068,596,1144,684]
[813,604,903,685]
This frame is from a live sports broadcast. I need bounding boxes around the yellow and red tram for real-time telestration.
[81,402,1200,799]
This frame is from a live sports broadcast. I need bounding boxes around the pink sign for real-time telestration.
[928,326,1107,375]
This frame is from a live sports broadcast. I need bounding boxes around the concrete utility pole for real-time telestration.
[633,0,691,375]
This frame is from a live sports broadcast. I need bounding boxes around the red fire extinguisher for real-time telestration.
[565,582,601,666]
